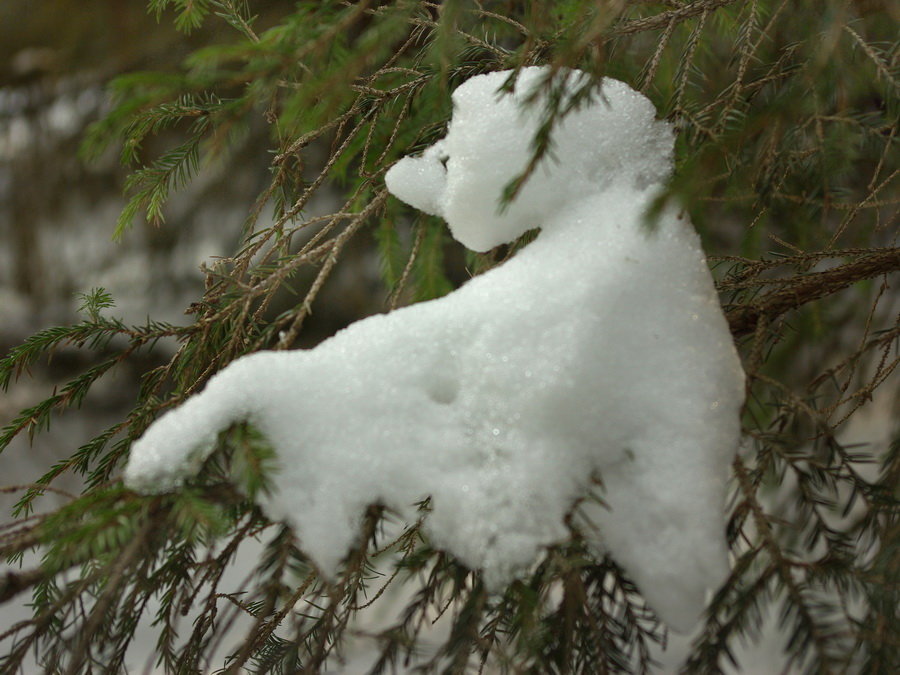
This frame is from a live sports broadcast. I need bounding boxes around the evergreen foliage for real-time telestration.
[1,1,898,672]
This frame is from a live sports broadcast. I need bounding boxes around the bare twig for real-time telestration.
[726,248,900,337]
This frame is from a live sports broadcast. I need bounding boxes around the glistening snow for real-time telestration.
[124,67,745,633]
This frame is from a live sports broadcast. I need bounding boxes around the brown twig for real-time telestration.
[610,0,740,36]
[726,248,900,337]
[0,568,49,604]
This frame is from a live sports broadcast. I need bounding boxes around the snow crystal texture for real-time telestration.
[125,67,745,633]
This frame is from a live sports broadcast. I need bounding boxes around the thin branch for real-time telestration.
[726,248,900,337]
[610,0,740,36]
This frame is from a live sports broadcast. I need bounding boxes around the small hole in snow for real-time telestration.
[426,375,459,404]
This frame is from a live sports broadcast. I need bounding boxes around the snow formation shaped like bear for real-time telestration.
[124,67,745,633]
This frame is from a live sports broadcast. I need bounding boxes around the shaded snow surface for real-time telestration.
[125,67,745,633]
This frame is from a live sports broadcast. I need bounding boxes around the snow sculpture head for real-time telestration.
[386,68,675,251]
[125,67,745,636]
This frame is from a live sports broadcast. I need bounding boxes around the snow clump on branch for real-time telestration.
[124,67,745,634]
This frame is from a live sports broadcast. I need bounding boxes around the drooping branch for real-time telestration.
[725,247,900,337]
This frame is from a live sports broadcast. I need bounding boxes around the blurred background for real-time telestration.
[0,0,389,500]
[0,0,258,517]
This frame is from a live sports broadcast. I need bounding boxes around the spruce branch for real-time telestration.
[0,568,48,605]
[611,0,741,36]
[725,248,900,337]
